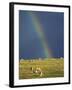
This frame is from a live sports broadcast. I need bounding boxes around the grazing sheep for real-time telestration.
[30,67,43,77]
[40,72,43,77]
[30,67,33,71]
[36,67,43,76]
[30,67,36,73]
[36,67,41,71]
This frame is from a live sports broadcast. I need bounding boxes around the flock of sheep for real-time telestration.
[30,67,43,77]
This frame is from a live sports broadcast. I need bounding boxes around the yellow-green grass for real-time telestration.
[19,58,64,79]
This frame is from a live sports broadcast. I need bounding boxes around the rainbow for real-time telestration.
[29,12,52,58]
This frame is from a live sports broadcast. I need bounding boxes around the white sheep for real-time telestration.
[36,67,43,76]
[30,67,43,77]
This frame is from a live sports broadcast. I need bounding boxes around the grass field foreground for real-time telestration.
[19,58,64,79]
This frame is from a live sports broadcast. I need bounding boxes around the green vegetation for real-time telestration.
[19,58,64,79]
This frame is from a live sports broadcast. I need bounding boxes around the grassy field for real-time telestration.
[19,58,64,79]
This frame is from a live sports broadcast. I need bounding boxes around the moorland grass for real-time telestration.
[19,58,64,79]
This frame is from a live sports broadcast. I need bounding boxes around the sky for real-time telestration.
[19,10,64,59]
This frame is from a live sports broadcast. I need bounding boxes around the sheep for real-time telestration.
[30,67,43,77]
[39,71,43,77]
[36,67,43,76]
[30,67,33,71]
[30,67,36,73]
